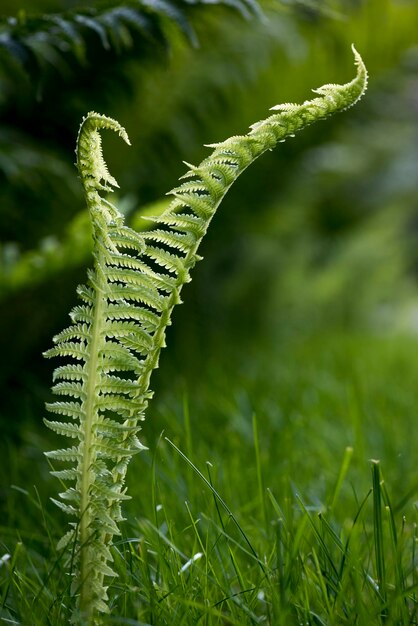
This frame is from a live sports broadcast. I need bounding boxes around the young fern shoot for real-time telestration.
[44,45,367,623]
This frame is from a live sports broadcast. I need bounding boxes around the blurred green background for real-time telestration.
[0,0,418,478]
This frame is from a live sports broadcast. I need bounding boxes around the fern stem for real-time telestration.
[77,245,107,621]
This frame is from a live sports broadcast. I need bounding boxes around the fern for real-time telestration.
[44,46,367,623]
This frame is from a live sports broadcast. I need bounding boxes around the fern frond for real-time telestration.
[99,342,144,373]
[50,468,79,481]
[45,48,367,623]
[45,447,81,463]
[45,401,83,420]
[105,303,159,329]
[152,213,207,237]
[76,284,94,304]
[59,487,81,503]
[53,324,91,343]
[50,381,86,400]
[44,342,89,361]
[145,245,193,274]
[50,498,78,516]
[143,228,199,252]
[108,283,167,310]
[100,416,142,432]
[43,419,82,438]
[56,528,77,551]
[52,364,86,382]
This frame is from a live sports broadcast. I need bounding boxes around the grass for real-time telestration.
[1,329,417,624]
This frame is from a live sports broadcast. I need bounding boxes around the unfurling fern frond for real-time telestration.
[44,46,367,623]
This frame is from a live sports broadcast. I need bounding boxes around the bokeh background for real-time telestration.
[1,0,418,503]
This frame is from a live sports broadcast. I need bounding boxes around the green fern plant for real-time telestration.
[44,45,367,623]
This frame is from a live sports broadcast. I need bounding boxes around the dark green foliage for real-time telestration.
[0,0,261,82]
